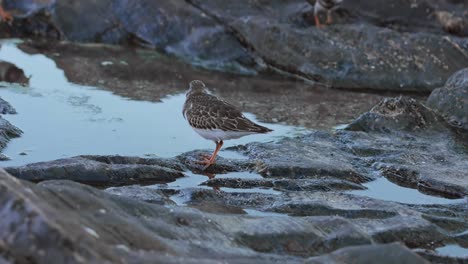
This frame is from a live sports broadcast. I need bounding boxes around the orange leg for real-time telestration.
[314,14,323,28]
[197,140,223,169]
[326,11,333,25]
[0,5,13,23]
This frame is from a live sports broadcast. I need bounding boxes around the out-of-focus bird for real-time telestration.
[0,0,13,22]
[183,80,273,169]
[307,0,343,28]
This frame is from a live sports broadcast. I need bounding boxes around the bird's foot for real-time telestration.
[196,157,216,170]
[314,15,323,28]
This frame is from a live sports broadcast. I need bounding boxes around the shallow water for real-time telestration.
[435,244,468,258]
[0,41,464,213]
[0,42,305,167]
[349,177,466,205]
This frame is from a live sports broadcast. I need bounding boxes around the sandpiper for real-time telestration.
[307,0,343,28]
[183,80,272,169]
[0,0,13,22]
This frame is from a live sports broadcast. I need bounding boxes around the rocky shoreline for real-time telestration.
[0,67,466,262]
[1,0,467,91]
[0,0,466,263]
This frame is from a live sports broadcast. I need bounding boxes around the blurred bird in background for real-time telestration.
[308,0,343,28]
[0,0,13,22]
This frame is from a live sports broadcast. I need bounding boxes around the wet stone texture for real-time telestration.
[0,96,21,151]
[2,0,467,91]
[0,1,467,263]
[3,95,467,263]
[0,169,435,263]
[427,67,468,131]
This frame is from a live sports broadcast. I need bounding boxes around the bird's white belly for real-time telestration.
[193,128,255,141]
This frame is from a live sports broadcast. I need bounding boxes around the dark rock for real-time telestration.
[346,96,446,133]
[0,117,22,150]
[343,97,468,198]
[0,153,10,161]
[306,243,429,264]
[427,68,468,130]
[0,97,16,114]
[3,0,54,18]
[4,1,468,90]
[52,0,254,74]
[1,169,433,263]
[203,177,366,192]
[186,189,456,249]
[105,185,176,205]
[5,155,185,186]
[238,131,371,183]
[338,0,467,36]
[189,0,468,91]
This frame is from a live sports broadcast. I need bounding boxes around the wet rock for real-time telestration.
[0,169,300,263]
[337,0,467,36]
[427,68,468,130]
[186,189,458,250]
[203,177,365,192]
[306,243,429,264]
[0,61,29,86]
[237,131,371,183]
[5,155,185,186]
[346,96,446,133]
[0,97,16,114]
[0,153,10,161]
[5,1,468,90]
[105,185,176,205]
[343,97,468,198]
[54,0,254,74]
[189,0,468,91]
[1,169,433,263]
[0,116,22,150]
[3,0,55,18]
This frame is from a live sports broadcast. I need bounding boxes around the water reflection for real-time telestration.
[0,42,305,166]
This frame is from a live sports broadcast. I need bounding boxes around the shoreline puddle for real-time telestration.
[349,177,466,205]
[0,42,305,167]
[435,244,468,258]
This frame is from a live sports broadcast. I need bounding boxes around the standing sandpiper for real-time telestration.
[183,80,273,169]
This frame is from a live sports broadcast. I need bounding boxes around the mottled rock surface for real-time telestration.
[427,68,468,130]
[0,116,21,150]
[1,169,436,263]
[0,97,16,114]
[2,0,467,91]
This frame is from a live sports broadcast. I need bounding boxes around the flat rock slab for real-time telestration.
[0,169,435,263]
[5,155,185,186]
